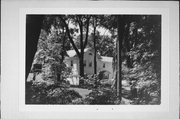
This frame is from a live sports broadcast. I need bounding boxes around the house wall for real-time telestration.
[64,49,114,79]
[84,50,97,75]
[64,57,79,85]
[64,57,79,75]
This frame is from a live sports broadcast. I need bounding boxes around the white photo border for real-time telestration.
[2,1,179,119]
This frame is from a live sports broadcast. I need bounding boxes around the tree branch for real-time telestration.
[77,16,84,54]
[60,16,80,57]
[83,16,90,49]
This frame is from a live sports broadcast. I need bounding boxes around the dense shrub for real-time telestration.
[127,62,161,105]
[78,74,102,89]
[26,81,82,104]
[85,89,120,105]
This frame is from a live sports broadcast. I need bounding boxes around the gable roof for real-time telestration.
[67,48,90,57]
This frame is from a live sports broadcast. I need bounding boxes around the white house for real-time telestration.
[64,48,113,85]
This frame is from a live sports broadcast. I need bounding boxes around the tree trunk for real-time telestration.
[117,16,125,101]
[125,23,133,68]
[57,29,66,82]
[61,31,66,63]
[79,52,84,77]
[79,17,84,77]
[57,72,60,82]
[93,17,97,74]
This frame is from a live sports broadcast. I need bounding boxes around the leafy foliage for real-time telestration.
[26,81,82,104]
[87,32,115,57]
[86,89,120,104]
[33,24,71,81]
[123,15,161,104]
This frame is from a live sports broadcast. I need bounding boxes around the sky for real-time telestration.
[68,20,112,37]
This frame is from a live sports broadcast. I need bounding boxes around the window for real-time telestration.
[32,64,42,73]
[103,63,105,68]
[84,60,86,67]
[71,60,73,67]
[89,61,92,67]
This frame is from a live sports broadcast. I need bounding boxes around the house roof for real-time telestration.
[67,48,90,57]
[66,48,113,63]
[101,56,113,62]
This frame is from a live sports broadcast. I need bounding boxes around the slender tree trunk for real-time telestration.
[79,19,85,77]
[61,32,66,62]
[93,17,97,74]
[134,28,138,47]
[57,29,66,82]
[57,73,60,81]
[117,16,125,101]
[125,23,132,68]
[79,52,84,77]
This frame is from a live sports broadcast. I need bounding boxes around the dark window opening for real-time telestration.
[103,63,105,68]
[71,60,73,67]
[32,64,42,73]
[89,61,92,67]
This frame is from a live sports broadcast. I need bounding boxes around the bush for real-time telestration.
[78,74,102,89]
[46,89,82,104]
[128,63,161,105]
[132,81,160,105]
[26,81,82,104]
[85,89,120,105]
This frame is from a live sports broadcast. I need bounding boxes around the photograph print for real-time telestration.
[25,15,161,105]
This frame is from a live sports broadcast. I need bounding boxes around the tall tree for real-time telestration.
[123,18,132,68]
[116,16,126,100]
[93,16,97,74]
[60,15,90,77]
